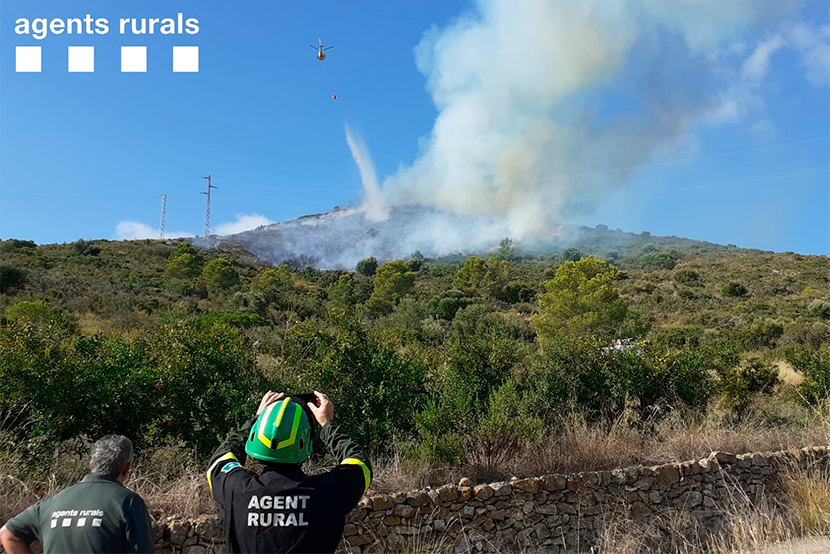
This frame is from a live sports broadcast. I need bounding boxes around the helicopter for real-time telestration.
[310,39,334,61]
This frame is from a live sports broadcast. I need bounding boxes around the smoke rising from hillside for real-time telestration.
[346,126,389,222]
[378,0,805,237]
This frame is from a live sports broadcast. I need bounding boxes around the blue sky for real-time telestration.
[1,0,828,254]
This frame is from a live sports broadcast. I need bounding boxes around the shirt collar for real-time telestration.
[82,474,123,485]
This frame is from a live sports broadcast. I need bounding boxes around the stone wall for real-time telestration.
[154,446,828,553]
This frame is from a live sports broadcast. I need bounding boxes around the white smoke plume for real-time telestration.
[346,126,389,222]
[375,0,815,238]
[215,214,274,236]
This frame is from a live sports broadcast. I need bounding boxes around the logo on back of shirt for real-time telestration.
[50,509,104,529]
[246,495,310,527]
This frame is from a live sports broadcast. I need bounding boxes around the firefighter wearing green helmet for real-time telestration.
[206,390,372,553]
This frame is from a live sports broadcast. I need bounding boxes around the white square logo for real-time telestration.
[68,47,94,73]
[92,518,102,527]
[16,46,41,72]
[121,46,147,72]
[50,519,58,528]
[62,518,72,527]
[173,46,199,72]
[76,518,87,527]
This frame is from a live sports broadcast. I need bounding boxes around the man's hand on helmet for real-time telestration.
[256,391,286,415]
[307,391,334,426]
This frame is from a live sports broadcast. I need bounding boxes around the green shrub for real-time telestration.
[201,258,240,292]
[277,310,426,450]
[674,269,700,284]
[366,260,416,316]
[0,263,27,294]
[426,289,473,321]
[525,337,725,420]
[560,247,582,262]
[3,301,75,331]
[786,347,830,406]
[72,239,101,256]
[640,251,679,270]
[0,239,37,252]
[327,274,357,306]
[356,257,378,276]
[0,316,262,465]
[723,282,749,298]
[739,319,784,349]
[718,357,779,416]
[808,299,830,320]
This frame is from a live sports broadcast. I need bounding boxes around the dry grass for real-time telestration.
[1,401,827,535]
[785,464,830,536]
[778,361,805,387]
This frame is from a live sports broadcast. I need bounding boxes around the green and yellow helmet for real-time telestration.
[246,397,313,464]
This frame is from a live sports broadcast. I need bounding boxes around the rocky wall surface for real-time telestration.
[154,446,828,553]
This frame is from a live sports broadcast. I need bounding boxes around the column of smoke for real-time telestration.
[345,0,804,249]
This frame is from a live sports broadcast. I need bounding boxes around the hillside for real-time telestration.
[0,231,828,531]
[190,205,734,270]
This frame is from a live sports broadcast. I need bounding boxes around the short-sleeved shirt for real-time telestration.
[4,474,154,553]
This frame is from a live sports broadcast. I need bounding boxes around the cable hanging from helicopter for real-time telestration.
[311,39,337,100]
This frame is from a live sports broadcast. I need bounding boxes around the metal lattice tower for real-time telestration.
[159,194,170,239]
[201,175,217,237]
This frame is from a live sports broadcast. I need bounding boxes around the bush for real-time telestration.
[640,251,679,270]
[723,282,749,298]
[525,337,729,421]
[786,347,830,406]
[674,269,700,284]
[2,301,75,332]
[426,290,473,321]
[739,319,784,349]
[0,264,27,294]
[367,260,416,316]
[201,258,240,292]
[356,257,378,277]
[560,247,582,262]
[72,239,101,256]
[277,310,426,450]
[808,299,830,320]
[718,357,779,416]
[327,274,357,306]
[0,316,263,465]
[0,239,37,252]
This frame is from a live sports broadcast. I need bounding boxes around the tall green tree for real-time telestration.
[533,256,628,341]
[366,260,416,315]
[452,257,509,297]
[201,258,240,292]
[165,242,204,279]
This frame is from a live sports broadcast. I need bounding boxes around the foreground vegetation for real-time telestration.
[1,234,828,535]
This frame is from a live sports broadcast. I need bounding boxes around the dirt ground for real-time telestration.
[757,536,830,554]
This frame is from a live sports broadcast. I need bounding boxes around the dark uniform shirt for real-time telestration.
[207,418,372,554]
[4,474,154,553]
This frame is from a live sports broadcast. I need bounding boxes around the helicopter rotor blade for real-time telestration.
[324,46,334,50]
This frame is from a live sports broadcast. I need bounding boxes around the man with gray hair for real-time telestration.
[1,435,154,553]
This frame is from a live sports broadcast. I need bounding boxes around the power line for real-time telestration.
[159,194,170,239]
[201,175,217,237]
